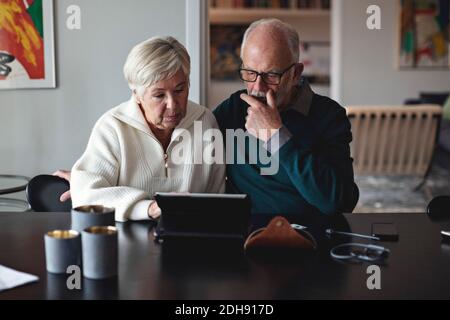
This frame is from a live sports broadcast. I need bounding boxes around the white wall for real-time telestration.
[336,0,450,106]
[0,0,186,177]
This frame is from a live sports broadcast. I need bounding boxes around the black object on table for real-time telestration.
[427,195,450,222]
[26,175,72,212]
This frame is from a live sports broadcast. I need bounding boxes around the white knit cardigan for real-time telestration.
[71,98,225,222]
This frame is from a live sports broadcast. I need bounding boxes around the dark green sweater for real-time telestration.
[213,87,359,216]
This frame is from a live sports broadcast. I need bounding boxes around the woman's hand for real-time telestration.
[148,201,161,219]
[52,170,71,202]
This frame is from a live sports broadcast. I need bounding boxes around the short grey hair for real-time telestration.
[241,18,300,63]
[123,36,190,97]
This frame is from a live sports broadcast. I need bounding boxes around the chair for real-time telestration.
[346,105,443,176]
[0,174,31,212]
[427,196,450,222]
[26,175,72,212]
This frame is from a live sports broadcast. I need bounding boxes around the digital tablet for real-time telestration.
[153,193,251,241]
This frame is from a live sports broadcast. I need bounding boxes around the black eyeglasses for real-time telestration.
[238,63,296,85]
[330,243,390,263]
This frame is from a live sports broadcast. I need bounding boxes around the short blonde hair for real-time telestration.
[123,36,190,97]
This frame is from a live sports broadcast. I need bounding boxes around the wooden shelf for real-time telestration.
[210,8,330,24]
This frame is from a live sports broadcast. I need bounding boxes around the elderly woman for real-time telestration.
[71,36,225,222]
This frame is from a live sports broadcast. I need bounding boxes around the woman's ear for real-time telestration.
[133,90,141,105]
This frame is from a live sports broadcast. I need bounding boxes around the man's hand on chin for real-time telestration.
[241,90,282,142]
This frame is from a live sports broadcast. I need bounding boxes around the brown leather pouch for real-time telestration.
[244,216,317,252]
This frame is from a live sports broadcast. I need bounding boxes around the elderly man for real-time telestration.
[213,18,359,215]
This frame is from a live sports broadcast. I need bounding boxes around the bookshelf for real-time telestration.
[210,0,331,9]
[210,0,330,24]
[210,8,330,24]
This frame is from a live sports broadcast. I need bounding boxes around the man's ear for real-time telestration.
[293,63,304,82]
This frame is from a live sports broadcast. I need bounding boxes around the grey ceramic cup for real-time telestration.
[71,205,115,233]
[82,226,118,280]
[44,230,81,274]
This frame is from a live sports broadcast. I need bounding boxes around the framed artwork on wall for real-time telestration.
[210,24,246,81]
[0,0,55,89]
[398,0,450,68]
